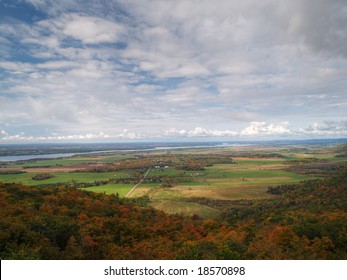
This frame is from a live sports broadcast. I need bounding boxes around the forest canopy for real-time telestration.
[0,166,346,260]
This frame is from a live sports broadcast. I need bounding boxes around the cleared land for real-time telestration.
[0,171,130,186]
[0,144,346,218]
[86,184,133,197]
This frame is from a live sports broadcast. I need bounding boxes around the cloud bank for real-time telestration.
[1,121,347,143]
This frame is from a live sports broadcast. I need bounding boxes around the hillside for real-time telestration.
[0,167,346,260]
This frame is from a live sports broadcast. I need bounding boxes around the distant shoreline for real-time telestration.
[0,143,247,162]
[0,138,346,162]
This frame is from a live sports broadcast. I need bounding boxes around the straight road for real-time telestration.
[125,168,151,198]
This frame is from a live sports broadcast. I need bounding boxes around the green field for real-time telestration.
[85,184,133,197]
[126,156,332,217]
[1,144,346,218]
[0,171,130,186]
[132,161,311,215]
[205,165,307,179]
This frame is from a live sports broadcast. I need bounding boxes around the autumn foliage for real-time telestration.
[0,167,346,259]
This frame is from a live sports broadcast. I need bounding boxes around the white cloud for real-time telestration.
[0,130,144,142]
[165,122,292,138]
[1,120,347,143]
[241,122,291,136]
[0,61,35,73]
[116,129,144,140]
[299,121,347,136]
[0,130,29,141]
[164,120,347,139]
[61,14,124,44]
[165,126,244,138]
[1,130,9,136]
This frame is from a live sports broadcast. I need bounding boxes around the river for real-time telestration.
[0,143,252,162]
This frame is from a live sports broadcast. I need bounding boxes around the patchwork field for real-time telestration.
[129,158,313,217]
[1,144,346,218]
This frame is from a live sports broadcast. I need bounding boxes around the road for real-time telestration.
[125,168,151,198]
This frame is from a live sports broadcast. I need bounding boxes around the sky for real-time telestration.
[0,0,347,143]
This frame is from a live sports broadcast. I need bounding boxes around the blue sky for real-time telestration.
[1,0,347,142]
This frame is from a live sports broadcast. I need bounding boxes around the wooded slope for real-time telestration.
[0,167,346,259]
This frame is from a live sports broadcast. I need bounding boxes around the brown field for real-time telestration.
[173,184,273,200]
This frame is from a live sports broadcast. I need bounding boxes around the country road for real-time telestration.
[125,168,151,198]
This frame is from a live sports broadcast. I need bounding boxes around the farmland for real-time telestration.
[1,142,346,218]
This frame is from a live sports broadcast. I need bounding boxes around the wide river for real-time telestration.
[0,143,250,162]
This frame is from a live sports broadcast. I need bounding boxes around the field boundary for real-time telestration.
[125,168,151,198]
